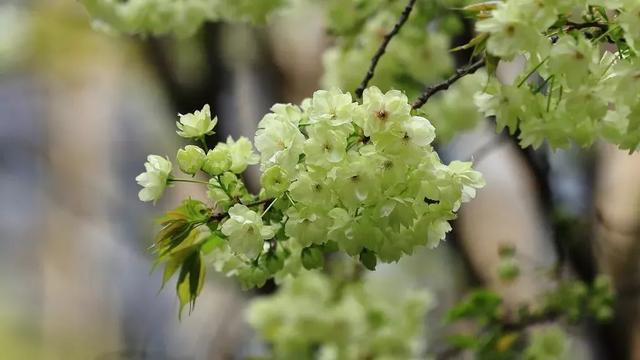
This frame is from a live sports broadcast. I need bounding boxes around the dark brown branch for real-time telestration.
[412,58,485,110]
[354,0,417,99]
[243,198,274,208]
[564,21,608,32]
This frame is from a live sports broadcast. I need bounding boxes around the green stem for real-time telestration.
[261,197,279,217]
[517,56,549,88]
[546,76,554,112]
[215,174,233,199]
[199,136,209,152]
[244,198,273,207]
[169,178,209,185]
[594,24,619,43]
[285,192,296,206]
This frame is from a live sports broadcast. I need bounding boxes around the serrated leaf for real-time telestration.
[201,234,225,254]
[450,33,488,53]
[156,222,195,256]
[446,289,502,323]
[159,198,209,225]
[461,1,500,12]
[161,257,182,289]
[155,219,189,245]
[176,251,206,318]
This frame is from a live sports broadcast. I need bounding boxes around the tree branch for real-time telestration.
[354,0,417,99]
[564,21,608,32]
[411,58,485,110]
[434,311,562,359]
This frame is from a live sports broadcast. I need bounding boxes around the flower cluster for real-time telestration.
[137,87,484,298]
[420,70,488,143]
[247,270,432,359]
[79,0,286,36]
[321,0,464,97]
[135,155,172,203]
[474,0,640,151]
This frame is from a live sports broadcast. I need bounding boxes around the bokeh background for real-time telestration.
[2,0,640,359]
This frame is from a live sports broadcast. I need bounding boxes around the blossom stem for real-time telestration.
[170,178,209,185]
[516,56,549,88]
[354,0,417,98]
[285,192,296,206]
[261,197,279,217]
[215,174,233,199]
[411,58,485,109]
[244,198,273,207]
[199,136,209,152]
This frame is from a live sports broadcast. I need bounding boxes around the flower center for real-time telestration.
[375,109,388,120]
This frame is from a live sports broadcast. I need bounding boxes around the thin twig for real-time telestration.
[411,58,485,110]
[564,21,608,32]
[243,198,273,208]
[354,0,418,98]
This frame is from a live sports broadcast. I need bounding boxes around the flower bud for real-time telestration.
[202,146,232,176]
[176,145,205,175]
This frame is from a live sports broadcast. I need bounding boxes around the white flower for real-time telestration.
[135,155,172,202]
[220,136,259,173]
[402,116,436,147]
[221,204,275,259]
[176,104,217,139]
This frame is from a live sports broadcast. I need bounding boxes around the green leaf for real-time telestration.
[155,220,194,255]
[161,257,182,289]
[261,252,284,273]
[301,246,324,270]
[176,251,206,318]
[497,259,520,282]
[359,248,377,271]
[201,234,225,254]
[446,289,502,324]
[447,334,480,349]
[461,1,500,13]
[159,198,209,224]
[450,33,488,53]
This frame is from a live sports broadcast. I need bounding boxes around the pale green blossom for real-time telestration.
[221,204,275,259]
[176,104,217,139]
[202,145,232,176]
[135,155,172,203]
[176,145,205,175]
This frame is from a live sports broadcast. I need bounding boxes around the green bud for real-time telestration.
[595,306,613,322]
[220,172,241,195]
[359,248,377,271]
[498,244,516,258]
[239,266,268,290]
[202,146,231,176]
[176,104,217,139]
[593,275,612,293]
[301,246,324,270]
[176,145,206,175]
[497,259,519,281]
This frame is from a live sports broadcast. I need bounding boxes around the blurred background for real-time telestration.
[2,0,640,359]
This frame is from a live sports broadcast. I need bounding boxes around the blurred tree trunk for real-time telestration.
[594,143,640,359]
